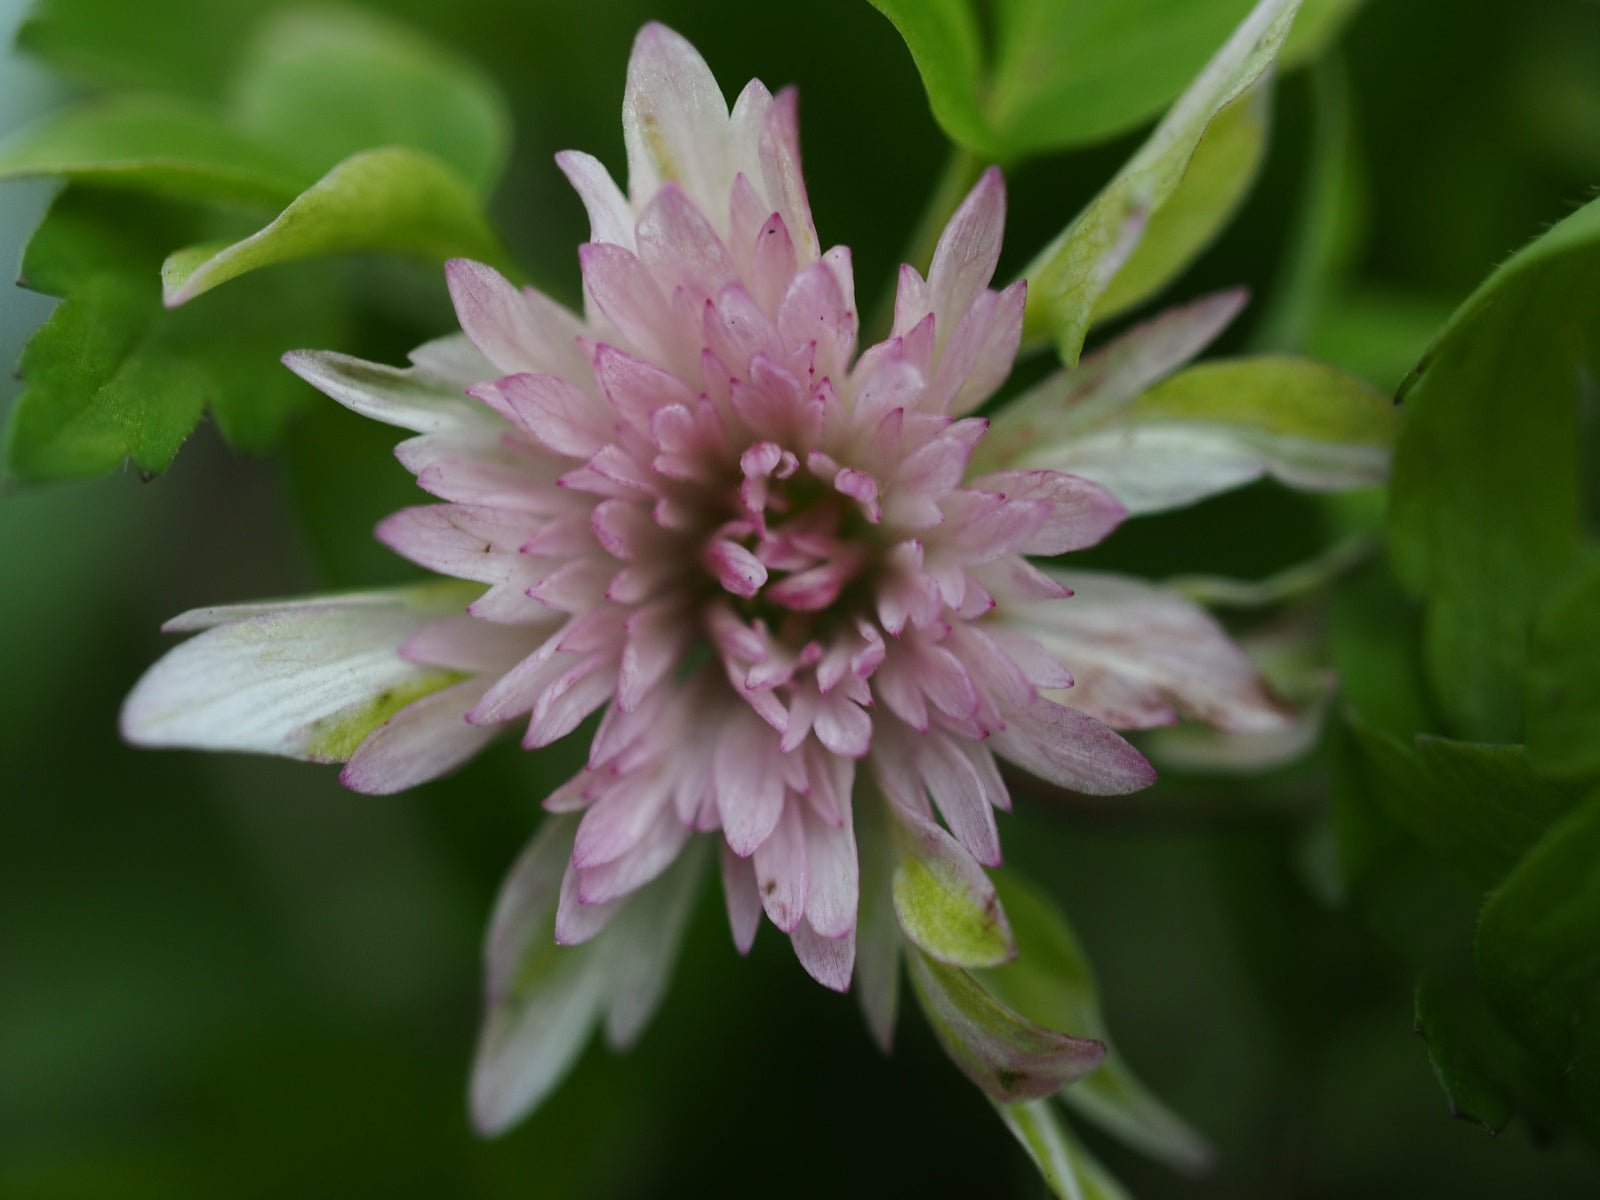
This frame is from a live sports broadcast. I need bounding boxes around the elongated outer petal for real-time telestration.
[990,696,1156,796]
[556,149,636,249]
[926,167,1005,356]
[473,816,610,1136]
[977,288,1248,472]
[602,838,709,1049]
[622,23,729,212]
[341,677,499,794]
[1011,570,1293,733]
[283,350,493,434]
[122,592,463,763]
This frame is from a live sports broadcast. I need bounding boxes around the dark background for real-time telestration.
[4,0,1599,1195]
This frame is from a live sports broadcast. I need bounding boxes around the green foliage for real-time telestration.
[997,1100,1132,1200]
[983,874,1213,1173]
[1525,557,1600,783]
[1477,792,1600,1142]
[0,96,306,206]
[890,809,1016,968]
[868,0,1362,163]
[161,147,509,305]
[906,947,1105,1104]
[1344,719,1575,894]
[2,2,512,484]
[4,189,345,481]
[1388,196,1600,741]
[15,0,274,97]
[230,5,509,195]
[1018,0,1300,361]
[1414,967,1517,1135]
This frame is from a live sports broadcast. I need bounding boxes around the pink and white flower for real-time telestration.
[122,24,1290,1131]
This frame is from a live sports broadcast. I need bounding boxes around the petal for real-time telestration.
[753,799,808,932]
[122,593,455,764]
[446,259,588,379]
[967,470,1126,556]
[622,22,729,211]
[602,838,709,1048]
[476,372,612,458]
[990,695,1156,796]
[1009,570,1293,732]
[721,840,764,953]
[555,149,636,249]
[340,677,500,794]
[791,920,854,992]
[803,807,859,939]
[926,167,1005,355]
[283,350,490,433]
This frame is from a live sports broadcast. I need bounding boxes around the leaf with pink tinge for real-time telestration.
[889,802,1015,969]
[908,949,1105,1103]
[982,873,1215,1173]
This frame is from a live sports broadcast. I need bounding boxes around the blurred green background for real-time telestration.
[3,0,1599,1196]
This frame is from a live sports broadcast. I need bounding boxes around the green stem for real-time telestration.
[865,146,985,342]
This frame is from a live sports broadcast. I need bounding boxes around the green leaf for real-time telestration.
[0,95,306,207]
[1344,717,1576,892]
[906,950,1106,1103]
[231,5,510,194]
[982,873,1213,1173]
[1089,85,1269,324]
[1525,557,1600,783]
[890,806,1015,969]
[1475,791,1600,1141]
[1413,968,1517,1135]
[985,354,1395,515]
[160,147,509,306]
[997,1100,1133,1200]
[862,1,990,154]
[1251,57,1363,353]
[1388,197,1600,740]
[1020,0,1301,361]
[870,0,1287,162]
[4,189,344,483]
[15,0,273,98]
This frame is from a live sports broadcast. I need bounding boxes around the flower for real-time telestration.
[122,23,1289,1131]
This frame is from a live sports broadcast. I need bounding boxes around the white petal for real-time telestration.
[472,816,609,1135]
[283,350,492,433]
[122,593,459,763]
[556,149,637,249]
[1010,570,1292,733]
[601,838,709,1049]
[622,23,729,214]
